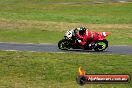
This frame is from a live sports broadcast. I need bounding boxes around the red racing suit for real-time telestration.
[76,29,99,46]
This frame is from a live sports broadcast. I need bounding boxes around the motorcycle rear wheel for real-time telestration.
[58,39,70,50]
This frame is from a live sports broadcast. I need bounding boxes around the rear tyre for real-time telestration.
[58,39,70,50]
[94,39,108,51]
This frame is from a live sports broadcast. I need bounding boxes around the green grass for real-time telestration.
[0,28,63,43]
[0,0,93,3]
[0,51,132,88]
[0,0,132,45]
[100,28,132,45]
[0,19,132,45]
[0,27,132,45]
[0,1,132,44]
[0,1,132,24]
[0,1,131,88]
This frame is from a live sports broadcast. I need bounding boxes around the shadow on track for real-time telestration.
[60,49,111,54]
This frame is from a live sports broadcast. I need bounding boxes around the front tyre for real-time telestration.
[94,39,108,51]
[58,39,70,50]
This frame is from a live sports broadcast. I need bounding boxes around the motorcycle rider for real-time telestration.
[74,27,99,48]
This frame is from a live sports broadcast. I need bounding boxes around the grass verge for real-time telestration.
[0,3,132,24]
[0,19,132,45]
[0,1,132,45]
[0,51,132,88]
[0,2,132,24]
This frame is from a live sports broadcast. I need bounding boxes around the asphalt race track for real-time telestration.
[0,43,132,54]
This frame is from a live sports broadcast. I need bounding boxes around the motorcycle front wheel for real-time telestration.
[94,39,108,51]
[58,39,71,50]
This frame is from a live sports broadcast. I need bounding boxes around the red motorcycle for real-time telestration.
[58,29,110,51]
